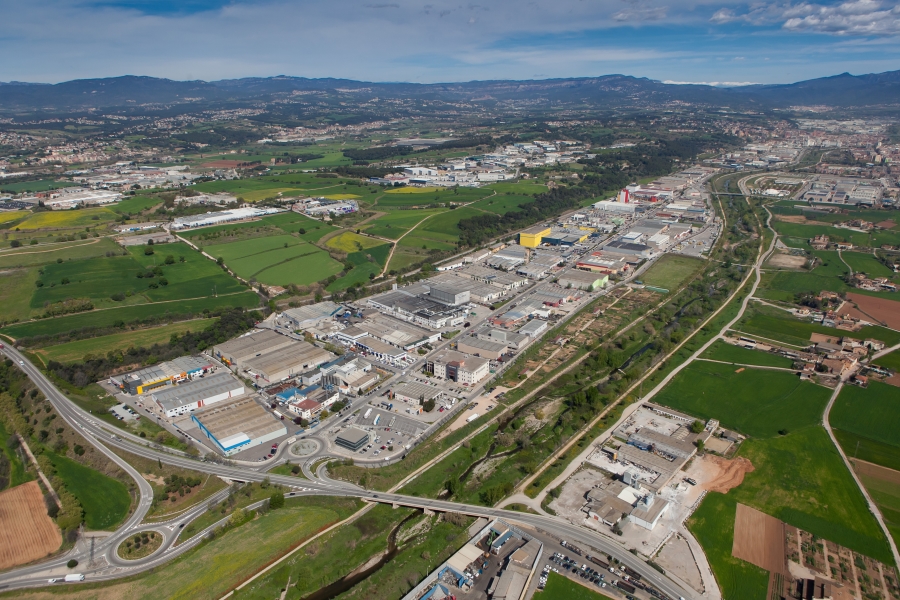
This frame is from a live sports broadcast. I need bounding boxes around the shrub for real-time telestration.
[67,559,78,569]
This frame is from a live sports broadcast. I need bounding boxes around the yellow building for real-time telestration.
[519,225,551,248]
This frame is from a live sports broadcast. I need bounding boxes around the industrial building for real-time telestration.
[171,207,282,230]
[191,396,286,456]
[556,270,608,291]
[427,350,490,385]
[152,372,245,418]
[477,328,531,351]
[542,227,590,246]
[242,340,332,383]
[458,265,528,290]
[627,429,696,460]
[367,290,467,330]
[279,301,343,330]
[517,319,548,338]
[212,329,296,369]
[518,225,551,248]
[390,381,443,405]
[593,200,638,214]
[335,428,370,452]
[112,356,214,395]
[584,475,671,530]
[355,314,441,350]
[456,336,508,360]
[353,335,411,366]
[603,239,655,258]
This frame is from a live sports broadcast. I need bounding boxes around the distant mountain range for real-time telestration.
[1,70,897,112]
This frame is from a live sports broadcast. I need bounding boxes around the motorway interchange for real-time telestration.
[0,193,723,598]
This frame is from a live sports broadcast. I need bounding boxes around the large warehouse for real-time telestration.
[213,329,296,369]
[191,396,286,456]
[152,372,245,418]
[242,340,332,383]
[557,270,608,291]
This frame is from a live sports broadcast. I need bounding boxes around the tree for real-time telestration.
[144,246,154,255]
[423,398,436,412]
[695,439,705,453]
[164,255,175,265]
[9,240,20,248]
[269,492,285,510]
[690,420,705,434]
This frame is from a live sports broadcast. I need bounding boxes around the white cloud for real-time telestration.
[712,0,900,36]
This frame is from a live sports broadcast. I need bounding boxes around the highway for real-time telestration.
[0,342,697,600]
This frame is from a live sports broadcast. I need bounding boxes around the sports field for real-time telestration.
[36,319,216,364]
[640,254,703,291]
[205,235,342,286]
[653,361,831,438]
[699,340,794,368]
[48,452,131,530]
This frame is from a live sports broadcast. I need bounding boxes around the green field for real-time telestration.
[0,422,31,490]
[361,209,446,240]
[469,193,535,214]
[0,267,39,323]
[204,235,342,286]
[259,212,337,242]
[830,382,900,451]
[653,361,831,438]
[48,452,131,530]
[0,292,259,339]
[773,220,900,249]
[13,207,119,230]
[835,429,900,472]
[640,254,703,291]
[325,231,388,252]
[536,572,613,600]
[737,427,891,563]
[874,350,900,372]
[687,494,769,600]
[735,306,900,348]
[0,238,122,269]
[112,195,163,214]
[859,473,900,550]
[0,179,79,194]
[486,181,548,195]
[699,340,795,368]
[326,244,392,291]
[36,319,216,364]
[842,252,896,278]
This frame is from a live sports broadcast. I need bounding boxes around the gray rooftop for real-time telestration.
[152,372,244,412]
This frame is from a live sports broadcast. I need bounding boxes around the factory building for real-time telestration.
[171,207,282,230]
[152,372,245,418]
[279,301,343,330]
[390,381,443,405]
[477,328,531,351]
[517,319,548,338]
[593,200,638,214]
[353,336,411,366]
[111,356,214,395]
[212,329,296,369]
[519,225,551,248]
[242,341,333,383]
[367,290,467,330]
[456,336,508,360]
[556,270,608,291]
[426,350,490,385]
[191,396,286,456]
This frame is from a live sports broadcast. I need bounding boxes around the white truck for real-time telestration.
[64,574,85,582]
[466,413,479,423]
[363,408,372,420]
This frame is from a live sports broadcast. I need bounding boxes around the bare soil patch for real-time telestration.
[846,292,900,330]
[851,458,900,485]
[704,455,754,493]
[767,253,807,269]
[732,503,786,575]
[876,220,896,229]
[0,481,62,570]
[657,535,704,592]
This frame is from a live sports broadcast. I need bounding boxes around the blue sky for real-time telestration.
[1,0,899,84]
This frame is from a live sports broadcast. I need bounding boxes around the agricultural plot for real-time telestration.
[687,495,770,600]
[0,179,79,194]
[361,208,446,240]
[112,195,163,214]
[47,452,131,530]
[653,361,830,438]
[399,206,482,251]
[0,267,38,323]
[874,349,900,372]
[735,306,900,348]
[830,382,900,454]
[469,193,535,214]
[377,187,491,208]
[842,252,896,278]
[834,429,900,473]
[0,238,121,269]
[699,340,794,368]
[259,212,336,242]
[327,244,392,291]
[0,292,259,339]
[204,235,342,286]
[325,231,388,252]
[855,462,900,548]
[773,220,900,249]
[640,254,703,291]
[0,482,61,570]
[486,181,548,195]
[0,210,28,225]
[36,319,215,364]
[12,207,118,230]
[127,244,247,301]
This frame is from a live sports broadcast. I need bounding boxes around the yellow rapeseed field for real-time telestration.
[325,231,387,253]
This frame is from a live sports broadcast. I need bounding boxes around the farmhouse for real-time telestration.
[191,396,286,456]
